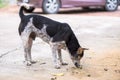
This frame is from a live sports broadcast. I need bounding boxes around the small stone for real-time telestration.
[115,70,117,72]
[51,77,57,80]
[87,74,91,77]
[40,62,46,65]
[79,66,82,69]
[51,78,55,80]
[115,70,120,73]
[76,72,78,74]
[72,71,75,75]
[71,67,76,69]
[104,68,108,71]
[34,69,38,72]
[66,68,69,71]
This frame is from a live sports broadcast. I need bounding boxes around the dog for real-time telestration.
[18,5,88,69]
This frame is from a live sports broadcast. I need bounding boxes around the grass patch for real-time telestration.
[0,0,8,8]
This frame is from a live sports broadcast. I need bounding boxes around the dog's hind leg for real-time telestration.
[21,32,35,66]
[27,37,36,64]
[23,37,33,66]
[58,49,68,66]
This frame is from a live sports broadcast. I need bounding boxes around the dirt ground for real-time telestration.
[0,5,120,80]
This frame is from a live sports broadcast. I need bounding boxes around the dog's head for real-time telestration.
[71,47,89,68]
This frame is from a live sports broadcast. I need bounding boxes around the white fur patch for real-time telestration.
[21,17,51,43]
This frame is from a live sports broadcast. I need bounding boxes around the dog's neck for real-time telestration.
[66,33,81,56]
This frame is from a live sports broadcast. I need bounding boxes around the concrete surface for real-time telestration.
[0,12,120,80]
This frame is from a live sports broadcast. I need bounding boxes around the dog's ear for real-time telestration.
[77,47,89,54]
[82,48,89,50]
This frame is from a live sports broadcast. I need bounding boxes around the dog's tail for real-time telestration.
[19,3,31,19]
[19,6,25,19]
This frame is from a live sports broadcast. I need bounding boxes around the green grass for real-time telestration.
[0,3,6,8]
[0,0,8,8]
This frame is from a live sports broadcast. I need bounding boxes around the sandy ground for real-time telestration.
[0,5,120,80]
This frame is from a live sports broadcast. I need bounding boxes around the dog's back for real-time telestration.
[19,6,73,41]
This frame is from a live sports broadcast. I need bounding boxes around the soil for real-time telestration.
[0,5,120,80]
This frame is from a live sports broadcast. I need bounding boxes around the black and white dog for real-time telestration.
[18,5,88,69]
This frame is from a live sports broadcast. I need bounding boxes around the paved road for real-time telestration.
[0,9,120,80]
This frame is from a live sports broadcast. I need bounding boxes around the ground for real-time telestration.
[0,5,120,80]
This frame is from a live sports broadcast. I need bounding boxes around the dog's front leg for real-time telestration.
[51,46,61,69]
[58,49,68,66]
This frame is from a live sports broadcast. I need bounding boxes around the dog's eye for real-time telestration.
[74,56,80,60]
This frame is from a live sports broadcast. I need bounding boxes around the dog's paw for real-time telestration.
[30,61,37,64]
[27,63,32,66]
[24,61,32,66]
[55,65,61,69]
[61,62,68,66]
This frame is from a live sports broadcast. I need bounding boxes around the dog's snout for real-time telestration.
[75,62,80,68]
